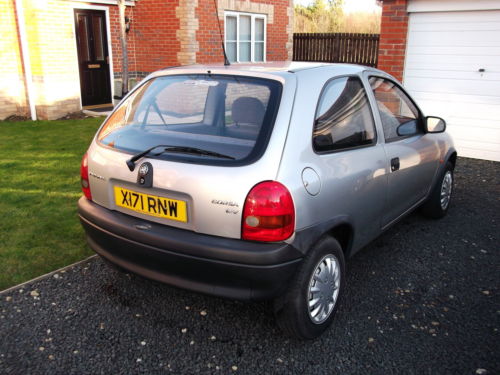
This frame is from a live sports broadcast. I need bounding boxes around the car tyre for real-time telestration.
[421,161,454,219]
[273,236,345,340]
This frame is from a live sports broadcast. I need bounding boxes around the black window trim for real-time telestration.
[312,74,378,155]
[96,73,283,167]
[368,74,425,144]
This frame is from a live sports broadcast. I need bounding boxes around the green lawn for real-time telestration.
[0,117,104,290]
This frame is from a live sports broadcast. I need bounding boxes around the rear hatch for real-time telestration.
[85,71,294,239]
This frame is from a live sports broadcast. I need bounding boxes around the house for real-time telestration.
[0,0,293,120]
[378,0,500,162]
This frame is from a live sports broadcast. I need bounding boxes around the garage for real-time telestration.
[402,3,500,161]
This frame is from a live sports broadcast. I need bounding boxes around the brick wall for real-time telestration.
[265,0,292,61]
[25,0,82,119]
[195,0,292,64]
[377,0,409,82]
[107,4,137,77]
[195,0,218,64]
[130,0,180,72]
[111,0,182,94]
[0,0,142,119]
[126,0,293,68]
[1,0,293,121]
[0,0,28,120]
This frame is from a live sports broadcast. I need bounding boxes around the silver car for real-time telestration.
[78,62,456,339]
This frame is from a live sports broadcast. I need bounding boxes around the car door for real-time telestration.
[368,76,440,228]
[308,75,388,248]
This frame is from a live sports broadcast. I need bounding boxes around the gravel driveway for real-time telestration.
[1,157,498,375]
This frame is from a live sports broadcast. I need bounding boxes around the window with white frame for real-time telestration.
[225,12,266,63]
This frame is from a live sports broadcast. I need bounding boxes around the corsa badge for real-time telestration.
[137,162,153,188]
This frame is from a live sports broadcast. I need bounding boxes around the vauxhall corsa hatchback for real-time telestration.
[78,62,456,339]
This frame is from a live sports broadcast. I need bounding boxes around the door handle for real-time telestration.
[390,157,400,172]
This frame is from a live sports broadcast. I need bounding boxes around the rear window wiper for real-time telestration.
[160,146,235,160]
[126,144,171,171]
[126,144,234,171]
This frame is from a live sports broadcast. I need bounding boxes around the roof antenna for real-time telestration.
[212,0,230,66]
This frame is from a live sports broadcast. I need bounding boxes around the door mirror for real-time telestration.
[426,116,446,133]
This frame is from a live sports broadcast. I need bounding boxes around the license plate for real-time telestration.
[114,186,188,222]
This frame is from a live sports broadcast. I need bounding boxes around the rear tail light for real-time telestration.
[242,181,295,242]
[80,152,92,200]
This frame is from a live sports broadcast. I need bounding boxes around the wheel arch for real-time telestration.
[447,150,457,169]
[293,216,355,258]
[426,147,457,199]
[327,223,354,258]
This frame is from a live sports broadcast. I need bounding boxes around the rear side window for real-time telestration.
[97,74,281,165]
[313,76,375,152]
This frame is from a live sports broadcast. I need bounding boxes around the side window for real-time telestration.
[313,76,376,152]
[369,77,421,141]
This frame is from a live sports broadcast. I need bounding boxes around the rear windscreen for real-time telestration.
[97,74,282,165]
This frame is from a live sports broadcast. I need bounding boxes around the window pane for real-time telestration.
[77,15,90,61]
[369,77,419,141]
[313,77,375,152]
[226,16,237,40]
[239,15,251,41]
[239,41,251,62]
[255,42,264,61]
[255,18,264,41]
[226,41,237,62]
[92,16,104,61]
[225,82,271,141]
[154,81,209,124]
[97,75,282,164]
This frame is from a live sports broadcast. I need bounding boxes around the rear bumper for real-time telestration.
[78,197,303,300]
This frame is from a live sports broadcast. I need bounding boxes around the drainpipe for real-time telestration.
[15,0,37,121]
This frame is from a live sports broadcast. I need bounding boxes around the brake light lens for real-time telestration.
[242,181,295,242]
[80,152,92,200]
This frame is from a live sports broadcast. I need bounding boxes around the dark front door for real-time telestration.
[74,9,112,107]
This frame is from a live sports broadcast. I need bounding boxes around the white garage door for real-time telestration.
[403,10,500,161]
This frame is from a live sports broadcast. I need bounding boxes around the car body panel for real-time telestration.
[380,135,440,226]
[360,70,443,226]
[80,62,456,299]
[276,67,388,253]
[87,71,297,239]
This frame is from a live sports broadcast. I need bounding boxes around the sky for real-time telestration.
[294,0,381,13]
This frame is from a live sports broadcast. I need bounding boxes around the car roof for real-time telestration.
[155,61,378,78]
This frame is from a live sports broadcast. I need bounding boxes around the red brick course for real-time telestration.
[377,0,408,82]
[130,0,180,72]
[106,0,180,76]
[196,1,223,64]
